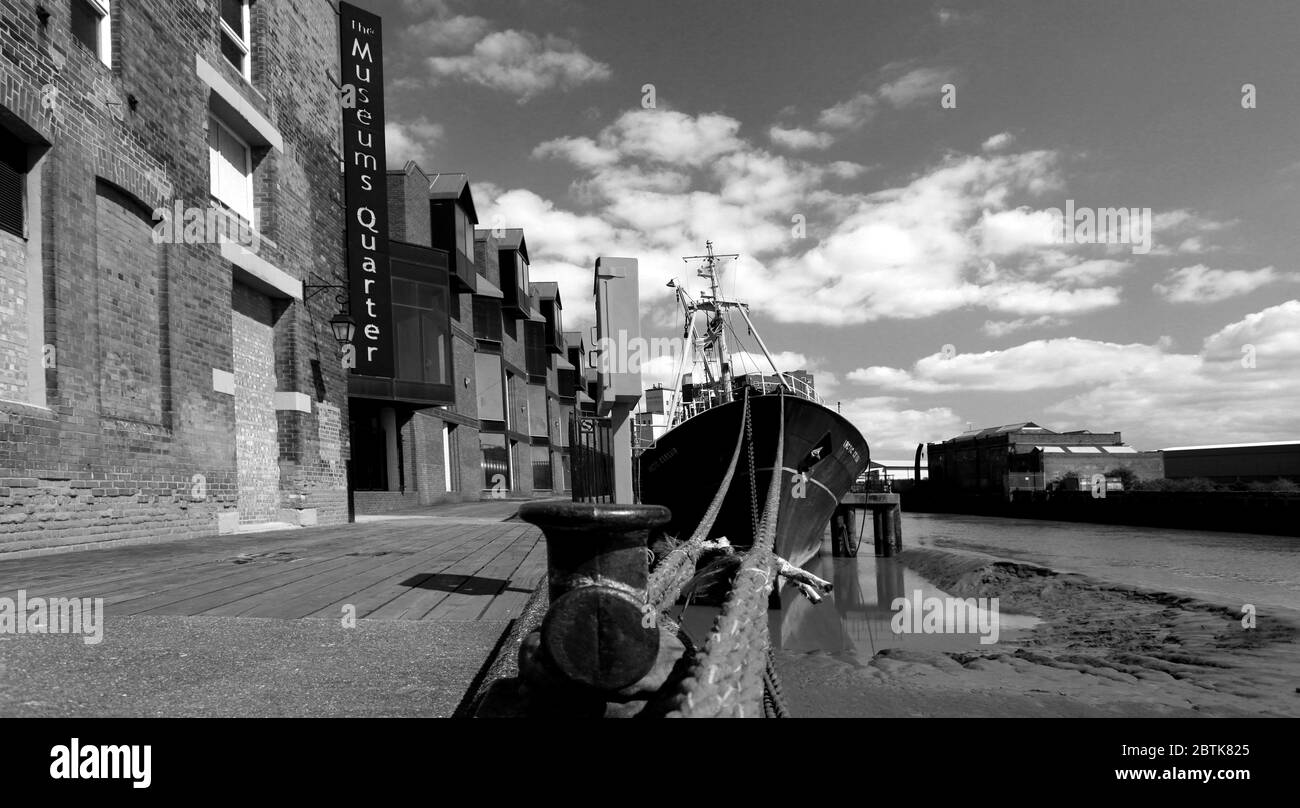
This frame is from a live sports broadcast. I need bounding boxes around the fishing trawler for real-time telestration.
[638,243,870,570]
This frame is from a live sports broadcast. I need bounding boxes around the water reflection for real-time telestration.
[772,540,1037,661]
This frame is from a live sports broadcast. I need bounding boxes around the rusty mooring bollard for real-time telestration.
[518,501,670,693]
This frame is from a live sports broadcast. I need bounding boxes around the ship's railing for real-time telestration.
[670,372,823,428]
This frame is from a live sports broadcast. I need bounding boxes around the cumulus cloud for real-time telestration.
[768,126,834,151]
[1049,301,1300,447]
[982,132,1015,152]
[842,301,1300,449]
[385,117,444,168]
[1153,264,1294,304]
[981,316,1060,337]
[847,337,1187,394]
[840,397,968,457]
[817,65,952,130]
[425,30,610,101]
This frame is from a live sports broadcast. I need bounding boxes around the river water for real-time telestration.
[905,512,1300,613]
[681,513,1300,665]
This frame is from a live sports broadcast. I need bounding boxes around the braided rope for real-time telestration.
[762,646,790,718]
[669,391,786,718]
[646,389,752,612]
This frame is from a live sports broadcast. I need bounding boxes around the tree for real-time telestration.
[1106,466,1139,491]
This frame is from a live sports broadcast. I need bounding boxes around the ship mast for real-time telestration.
[682,241,740,403]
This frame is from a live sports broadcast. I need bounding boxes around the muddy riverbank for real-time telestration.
[775,546,1300,717]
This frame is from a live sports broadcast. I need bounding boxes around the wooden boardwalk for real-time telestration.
[0,511,546,623]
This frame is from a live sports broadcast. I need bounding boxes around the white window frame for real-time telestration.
[208,114,254,224]
[219,0,252,81]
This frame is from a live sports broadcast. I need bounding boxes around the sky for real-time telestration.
[365,0,1300,457]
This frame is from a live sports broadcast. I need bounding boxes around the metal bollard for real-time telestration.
[518,501,670,693]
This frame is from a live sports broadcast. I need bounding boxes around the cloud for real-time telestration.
[1153,264,1294,304]
[536,109,744,169]
[425,30,611,101]
[842,301,1300,450]
[385,117,444,168]
[981,132,1015,152]
[839,397,968,457]
[818,65,952,130]
[847,337,1185,394]
[768,126,834,151]
[981,316,1060,337]
[1049,300,1300,448]
[405,13,492,50]
[876,66,952,106]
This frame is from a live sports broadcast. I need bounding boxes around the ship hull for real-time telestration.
[639,395,870,570]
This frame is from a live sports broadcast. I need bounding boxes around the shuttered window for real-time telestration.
[0,130,23,238]
[208,115,253,222]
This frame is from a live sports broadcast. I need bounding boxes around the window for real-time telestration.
[220,0,252,80]
[531,445,552,490]
[505,371,516,430]
[527,386,547,436]
[472,296,502,343]
[392,277,450,385]
[481,433,509,491]
[71,0,111,67]
[0,131,23,238]
[208,115,253,222]
[474,353,503,422]
[517,253,529,290]
[524,320,547,379]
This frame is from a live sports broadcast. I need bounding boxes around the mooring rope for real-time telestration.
[668,391,786,718]
[645,388,752,612]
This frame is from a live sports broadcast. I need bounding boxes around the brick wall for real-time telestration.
[0,230,27,401]
[0,0,349,551]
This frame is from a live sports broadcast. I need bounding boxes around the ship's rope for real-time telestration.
[668,390,786,718]
[646,388,752,612]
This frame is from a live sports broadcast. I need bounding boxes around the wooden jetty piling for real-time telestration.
[839,492,904,557]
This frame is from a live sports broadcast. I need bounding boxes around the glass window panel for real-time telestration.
[481,433,508,490]
[71,0,101,56]
[221,0,244,33]
[528,386,547,436]
[475,354,503,421]
[221,33,245,71]
[393,304,420,381]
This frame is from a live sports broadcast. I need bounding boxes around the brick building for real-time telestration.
[469,227,573,498]
[927,422,1165,495]
[1,0,352,551]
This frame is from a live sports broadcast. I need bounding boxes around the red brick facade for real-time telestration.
[0,0,350,552]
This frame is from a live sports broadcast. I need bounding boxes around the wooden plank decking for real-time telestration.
[0,513,545,623]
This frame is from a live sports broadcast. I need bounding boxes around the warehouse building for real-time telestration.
[1162,441,1300,482]
[1,0,351,550]
[927,422,1164,495]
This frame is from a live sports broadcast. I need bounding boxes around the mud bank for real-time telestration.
[775,547,1300,717]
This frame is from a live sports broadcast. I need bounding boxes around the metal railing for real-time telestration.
[671,372,823,428]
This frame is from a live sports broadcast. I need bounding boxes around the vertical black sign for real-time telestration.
[340,2,392,377]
